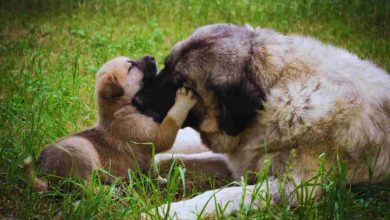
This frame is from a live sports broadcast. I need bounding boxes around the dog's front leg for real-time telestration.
[155,151,231,177]
[152,185,258,219]
[149,175,308,219]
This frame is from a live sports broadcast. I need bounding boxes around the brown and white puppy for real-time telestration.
[24,56,197,192]
[134,24,390,219]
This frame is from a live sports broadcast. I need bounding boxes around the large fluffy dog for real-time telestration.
[134,24,390,218]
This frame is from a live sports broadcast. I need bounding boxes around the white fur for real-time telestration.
[166,128,209,154]
[155,25,390,219]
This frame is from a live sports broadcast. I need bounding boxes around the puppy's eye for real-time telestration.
[129,60,138,66]
[127,61,137,73]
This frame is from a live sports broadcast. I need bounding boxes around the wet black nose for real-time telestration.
[143,56,155,63]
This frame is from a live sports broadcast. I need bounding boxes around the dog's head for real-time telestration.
[96,56,157,103]
[133,24,266,136]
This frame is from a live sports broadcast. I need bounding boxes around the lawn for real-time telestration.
[0,0,389,219]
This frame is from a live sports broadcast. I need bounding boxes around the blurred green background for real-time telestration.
[0,0,389,219]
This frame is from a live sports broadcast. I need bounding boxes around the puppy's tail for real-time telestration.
[23,156,48,192]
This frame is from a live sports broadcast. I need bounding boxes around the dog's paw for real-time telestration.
[175,88,197,109]
[142,202,199,220]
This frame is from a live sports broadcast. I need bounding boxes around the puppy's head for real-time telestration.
[96,56,157,102]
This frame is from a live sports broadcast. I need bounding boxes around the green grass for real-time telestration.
[0,0,389,219]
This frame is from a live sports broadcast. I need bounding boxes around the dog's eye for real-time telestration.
[173,73,187,87]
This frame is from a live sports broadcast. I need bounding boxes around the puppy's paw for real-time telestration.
[175,88,197,109]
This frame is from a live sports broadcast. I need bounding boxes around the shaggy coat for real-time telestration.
[134,24,390,219]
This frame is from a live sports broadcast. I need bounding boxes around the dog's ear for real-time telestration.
[98,78,124,99]
[212,79,265,136]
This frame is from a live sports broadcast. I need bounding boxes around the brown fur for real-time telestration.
[24,56,196,191]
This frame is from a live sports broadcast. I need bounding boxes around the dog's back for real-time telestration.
[284,33,390,182]
[231,28,390,183]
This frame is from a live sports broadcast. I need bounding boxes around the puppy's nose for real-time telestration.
[143,56,155,63]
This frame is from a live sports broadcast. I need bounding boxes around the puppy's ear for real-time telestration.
[98,78,124,99]
[212,79,265,136]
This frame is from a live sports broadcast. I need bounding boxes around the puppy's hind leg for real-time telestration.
[37,137,102,188]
